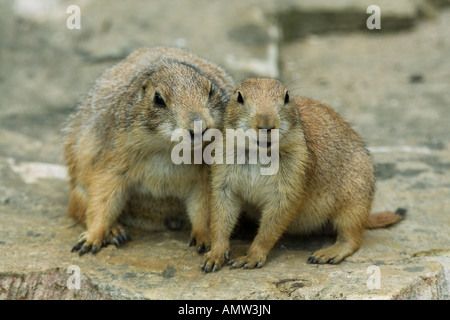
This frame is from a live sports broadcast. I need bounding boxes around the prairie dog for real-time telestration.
[201,78,404,272]
[64,47,234,255]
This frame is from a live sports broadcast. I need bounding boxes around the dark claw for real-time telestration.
[78,244,91,256]
[307,256,321,264]
[118,230,131,244]
[307,255,337,264]
[201,262,211,273]
[189,238,196,247]
[71,239,86,252]
[212,263,221,272]
[115,234,123,244]
[112,238,120,248]
[197,243,206,253]
[91,245,100,255]
[201,260,222,273]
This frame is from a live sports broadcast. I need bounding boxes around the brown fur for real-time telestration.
[64,47,234,255]
[201,78,403,272]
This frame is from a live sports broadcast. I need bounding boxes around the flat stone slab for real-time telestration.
[0,148,449,300]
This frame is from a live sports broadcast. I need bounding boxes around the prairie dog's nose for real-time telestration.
[255,113,277,131]
[257,125,275,130]
[189,114,209,138]
[188,128,208,140]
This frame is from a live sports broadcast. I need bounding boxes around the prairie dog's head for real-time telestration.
[133,60,227,148]
[225,78,300,150]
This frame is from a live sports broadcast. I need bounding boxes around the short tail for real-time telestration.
[365,208,407,229]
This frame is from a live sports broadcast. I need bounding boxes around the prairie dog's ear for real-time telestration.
[208,82,214,99]
[284,91,290,104]
[237,91,244,104]
[139,77,151,99]
[138,70,155,98]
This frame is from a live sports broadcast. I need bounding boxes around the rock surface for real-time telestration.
[0,0,449,300]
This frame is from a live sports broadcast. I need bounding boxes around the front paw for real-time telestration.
[71,231,103,256]
[228,252,267,269]
[201,249,231,273]
[71,224,130,256]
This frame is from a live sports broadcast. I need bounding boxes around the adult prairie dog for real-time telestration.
[64,47,234,255]
[201,78,404,272]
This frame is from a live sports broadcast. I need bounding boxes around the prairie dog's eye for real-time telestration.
[154,92,166,108]
[284,91,290,104]
[237,91,244,104]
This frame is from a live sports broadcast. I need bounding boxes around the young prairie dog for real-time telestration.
[201,78,404,272]
[64,47,234,255]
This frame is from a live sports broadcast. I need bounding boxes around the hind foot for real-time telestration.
[307,239,359,264]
